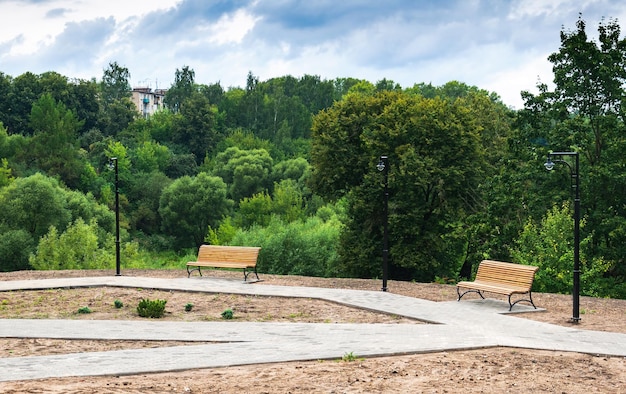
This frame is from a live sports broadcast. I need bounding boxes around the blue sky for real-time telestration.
[1,0,625,108]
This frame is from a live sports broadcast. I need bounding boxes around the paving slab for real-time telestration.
[0,275,624,382]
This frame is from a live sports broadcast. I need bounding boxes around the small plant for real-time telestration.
[341,352,363,362]
[77,306,92,314]
[137,298,167,318]
[114,299,124,309]
[221,308,234,320]
[184,303,194,312]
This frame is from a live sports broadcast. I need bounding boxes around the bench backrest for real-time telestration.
[475,260,539,290]
[197,245,261,265]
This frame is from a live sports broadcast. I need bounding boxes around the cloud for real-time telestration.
[45,7,68,18]
[31,17,116,75]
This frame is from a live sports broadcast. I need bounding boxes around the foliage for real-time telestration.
[159,172,233,249]
[29,218,114,270]
[232,214,341,277]
[137,298,167,318]
[184,303,194,312]
[221,308,234,320]
[0,228,34,271]
[114,299,124,308]
[311,90,489,281]
[518,15,626,289]
[0,173,72,240]
[212,147,274,202]
[511,202,624,298]
[77,306,92,314]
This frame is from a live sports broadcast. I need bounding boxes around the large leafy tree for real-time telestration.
[159,172,233,249]
[518,16,626,282]
[212,147,274,203]
[98,62,136,136]
[165,66,196,113]
[311,91,488,281]
[27,94,86,189]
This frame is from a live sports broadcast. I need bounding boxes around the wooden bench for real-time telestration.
[456,260,539,311]
[186,245,261,282]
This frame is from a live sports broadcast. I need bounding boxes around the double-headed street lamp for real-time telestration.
[376,155,389,292]
[544,151,580,323]
[108,157,121,276]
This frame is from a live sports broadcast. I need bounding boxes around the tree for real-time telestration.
[165,66,196,113]
[212,147,273,203]
[0,173,72,241]
[100,61,131,105]
[519,15,626,282]
[98,62,135,136]
[27,94,86,188]
[29,218,113,270]
[311,91,487,281]
[159,172,233,249]
[171,92,221,160]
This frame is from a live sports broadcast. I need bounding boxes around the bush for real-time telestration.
[231,215,341,277]
[221,308,234,320]
[137,298,167,318]
[77,306,92,314]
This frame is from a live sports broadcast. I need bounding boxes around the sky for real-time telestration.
[1,0,625,109]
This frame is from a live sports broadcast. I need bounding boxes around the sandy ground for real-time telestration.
[0,269,625,393]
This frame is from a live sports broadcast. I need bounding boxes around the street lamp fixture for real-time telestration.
[377,155,389,292]
[108,157,121,276]
[544,151,580,323]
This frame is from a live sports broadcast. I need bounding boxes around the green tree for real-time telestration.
[171,92,221,160]
[159,172,233,249]
[29,218,113,270]
[98,62,136,136]
[165,66,196,113]
[0,173,72,241]
[311,91,487,281]
[519,15,626,284]
[27,94,86,188]
[212,147,273,203]
[100,61,131,105]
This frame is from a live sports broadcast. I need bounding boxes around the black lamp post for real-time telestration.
[376,155,389,292]
[108,157,121,276]
[544,151,580,323]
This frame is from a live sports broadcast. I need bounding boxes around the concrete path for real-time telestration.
[0,276,625,382]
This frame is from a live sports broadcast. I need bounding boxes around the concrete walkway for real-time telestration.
[0,276,625,382]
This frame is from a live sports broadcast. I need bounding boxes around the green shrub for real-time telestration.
[184,303,194,312]
[231,215,341,277]
[77,306,92,314]
[114,299,124,309]
[221,308,234,320]
[137,298,167,318]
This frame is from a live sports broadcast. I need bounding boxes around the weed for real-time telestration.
[137,298,167,318]
[77,306,92,314]
[341,352,362,362]
[184,303,194,312]
[114,299,124,309]
[221,308,234,320]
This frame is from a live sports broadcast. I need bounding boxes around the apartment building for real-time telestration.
[131,87,167,118]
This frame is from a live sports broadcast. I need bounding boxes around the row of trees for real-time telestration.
[0,16,624,297]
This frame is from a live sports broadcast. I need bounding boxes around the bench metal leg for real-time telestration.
[508,292,537,311]
[187,266,202,278]
[457,287,485,301]
[243,267,260,282]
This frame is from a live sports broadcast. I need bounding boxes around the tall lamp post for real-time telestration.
[544,151,580,322]
[108,157,121,276]
[376,155,389,292]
